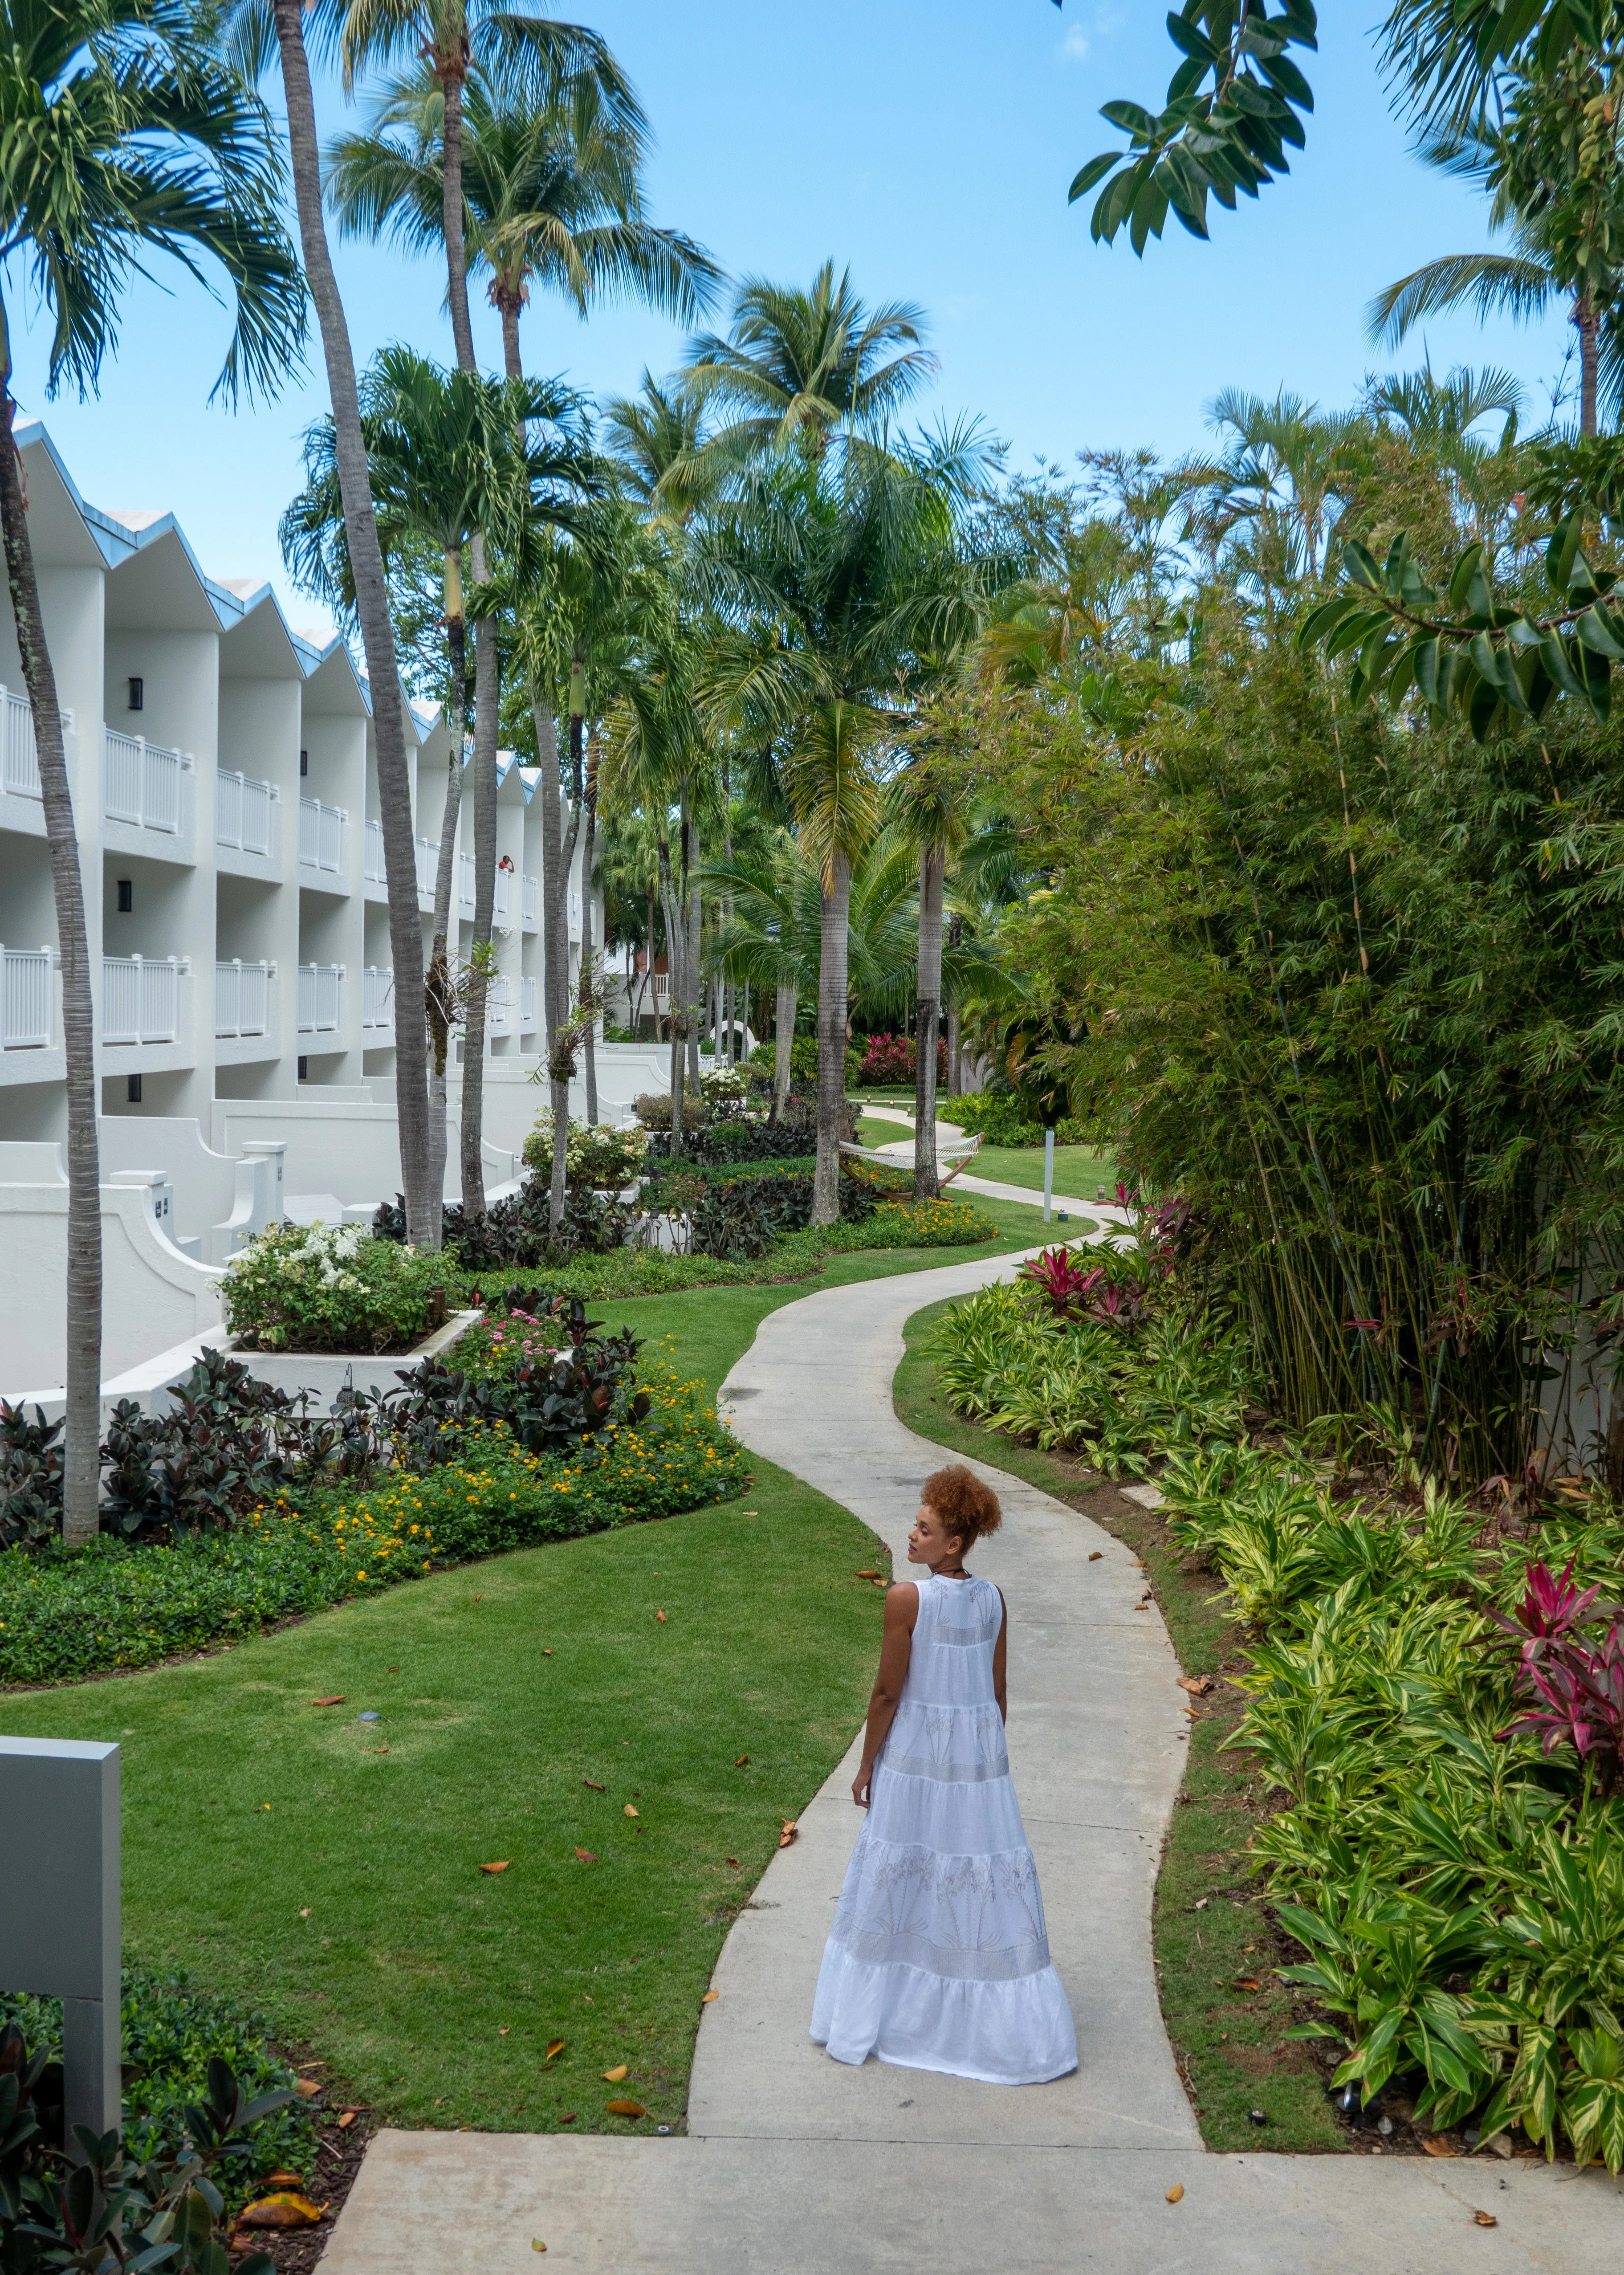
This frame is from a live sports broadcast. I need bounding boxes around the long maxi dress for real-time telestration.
[810,1569,1078,2086]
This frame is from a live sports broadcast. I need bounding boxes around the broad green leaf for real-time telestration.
[1547,508,1583,595]
[1448,543,1484,610]
[1099,99,1158,139]
[1343,539,1381,589]
[1576,605,1624,660]
[1538,628,1585,703]
[1165,10,1219,66]
[1068,151,1121,204]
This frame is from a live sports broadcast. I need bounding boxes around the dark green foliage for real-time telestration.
[0,1406,63,1549]
[645,1112,817,1166]
[947,1090,1091,1147]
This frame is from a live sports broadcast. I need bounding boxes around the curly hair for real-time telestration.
[921,1464,1003,1551]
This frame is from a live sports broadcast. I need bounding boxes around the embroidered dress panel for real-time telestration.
[811,1570,1078,2086]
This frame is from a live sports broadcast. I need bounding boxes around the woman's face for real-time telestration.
[908,1502,966,1566]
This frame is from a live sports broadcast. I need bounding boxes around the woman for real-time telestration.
[810,1464,1078,2085]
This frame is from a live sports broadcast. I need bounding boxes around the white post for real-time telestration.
[1043,1125,1054,1227]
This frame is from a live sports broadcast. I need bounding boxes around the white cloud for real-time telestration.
[1060,24,1090,61]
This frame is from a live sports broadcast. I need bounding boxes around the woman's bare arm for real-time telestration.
[993,1587,1008,1723]
[852,1582,918,1806]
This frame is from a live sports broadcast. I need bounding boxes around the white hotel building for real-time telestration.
[0,421,583,1136]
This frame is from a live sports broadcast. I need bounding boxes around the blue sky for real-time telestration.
[10,2,1573,636]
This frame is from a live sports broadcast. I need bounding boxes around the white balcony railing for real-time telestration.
[0,685,75,800]
[520,974,537,1028]
[103,730,187,834]
[102,954,184,1045]
[457,855,513,922]
[216,769,277,856]
[568,883,582,940]
[297,796,346,876]
[296,962,343,1034]
[361,965,394,1031]
[363,817,386,884]
[522,873,539,925]
[414,834,439,900]
[487,974,515,1031]
[1,945,52,1048]
[214,958,273,1039]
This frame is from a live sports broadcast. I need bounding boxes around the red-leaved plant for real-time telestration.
[1494,1560,1624,1797]
[1016,1247,1148,1328]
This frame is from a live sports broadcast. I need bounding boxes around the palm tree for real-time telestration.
[0,0,303,1544]
[678,261,938,483]
[281,347,592,1210]
[602,368,715,527]
[227,0,440,1253]
[697,429,1001,1221]
[326,65,719,382]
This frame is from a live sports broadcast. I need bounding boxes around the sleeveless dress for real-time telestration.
[810,1570,1078,2085]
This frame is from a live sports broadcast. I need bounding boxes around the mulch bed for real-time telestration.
[233,2051,375,2270]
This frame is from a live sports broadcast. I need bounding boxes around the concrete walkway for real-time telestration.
[320,1247,1624,2273]
[856,1101,1124,1224]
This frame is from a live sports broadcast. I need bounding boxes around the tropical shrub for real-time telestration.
[521,1112,647,1190]
[632,1089,705,1131]
[948,1090,1090,1146]
[0,2028,286,2273]
[699,1062,748,1103]
[644,1112,815,1167]
[857,1032,948,1086]
[0,1965,313,2190]
[0,1402,64,1546]
[749,1034,819,1085]
[223,1223,447,1354]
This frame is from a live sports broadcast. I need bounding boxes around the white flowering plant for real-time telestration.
[521,1111,647,1191]
[222,1222,448,1353]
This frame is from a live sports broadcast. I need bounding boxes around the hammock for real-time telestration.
[839,1130,983,1189]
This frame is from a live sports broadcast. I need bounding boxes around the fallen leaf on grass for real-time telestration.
[1473,2212,1498,2228]
[574,1847,597,1863]
[480,1861,510,1875]
[1176,1675,1214,1696]
[583,1779,605,1791]
[602,2065,628,2082]
[735,1755,749,1767]
[545,2040,566,2063]
[1421,2137,1458,2158]
[1231,1978,1262,1993]
[499,2026,509,2037]
[560,2113,576,2124]
[624,1804,639,1818]
[294,2081,322,2099]
[237,2194,325,2229]
[726,1857,739,1867]
[336,2113,354,2131]
[373,1747,389,1754]
[1165,2185,1184,2204]
[779,1821,799,1847]
[605,2100,648,2119]
[702,1990,719,2004]
[655,1609,668,1623]
[855,1570,882,1579]
[298,1908,311,1919]
[313,1696,346,1708]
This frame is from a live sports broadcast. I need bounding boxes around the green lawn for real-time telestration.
[891,1295,1343,2158]
[960,1142,1118,1199]
[3,1204,1064,2141]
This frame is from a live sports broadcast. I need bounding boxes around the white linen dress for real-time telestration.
[810,1570,1078,2085]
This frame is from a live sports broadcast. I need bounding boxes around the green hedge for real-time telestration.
[948,1091,1092,1147]
[0,1370,745,1688]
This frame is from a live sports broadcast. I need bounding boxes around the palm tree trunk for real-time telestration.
[0,356,98,1543]
[551,687,587,1226]
[658,833,685,1155]
[425,584,466,1218]
[1577,285,1599,436]
[944,912,963,1095]
[773,983,796,1119]
[684,800,702,1089]
[813,848,851,1225]
[913,842,944,1199]
[440,61,476,371]
[582,725,600,1126]
[535,701,563,1053]
[459,612,498,1215]
[497,289,524,384]
[271,0,433,1244]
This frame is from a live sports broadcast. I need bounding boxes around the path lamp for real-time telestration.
[0,1735,121,2154]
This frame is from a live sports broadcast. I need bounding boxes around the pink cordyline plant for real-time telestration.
[1016,1247,1148,1328]
[1494,1560,1624,1796]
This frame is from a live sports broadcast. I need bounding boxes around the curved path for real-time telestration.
[323,1250,1624,2274]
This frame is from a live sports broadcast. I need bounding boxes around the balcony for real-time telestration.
[364,817,385,885]
[297,796,346,880]
[296,961,343,1035]
[102,954,187,1045]
[102,728,191,838]
[568,882,582,941]
[361,965,394,1032]
[488,974,515,1032]
[214,958,274,1040]
[216,769,279,861]
[2,945,53,1048]
[0,684,76,804]
[415,833,439,902]
[521,974,537,1029]
[457,854,512,923]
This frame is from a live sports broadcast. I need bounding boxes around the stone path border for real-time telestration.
[320,1244,1624,2272]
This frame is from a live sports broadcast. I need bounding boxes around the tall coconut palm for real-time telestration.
[326,65,719,383]
[0,0,304,1543]
[697,429,1001,1221]
[281,347,592,1208]
[679,260,938,484]
[602,368,714,527]
[226,0,439,1252]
